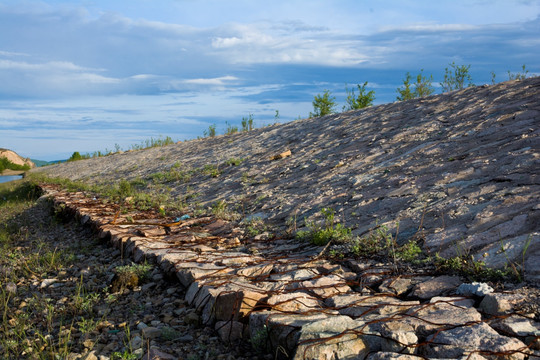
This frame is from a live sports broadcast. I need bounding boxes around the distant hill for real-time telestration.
[0,149,35,173]
[31,159,52,167]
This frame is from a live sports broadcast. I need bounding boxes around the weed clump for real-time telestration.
[296,208,352,246]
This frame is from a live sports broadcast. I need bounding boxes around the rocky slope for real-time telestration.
[38,183,540,359]
[35,77,540,284]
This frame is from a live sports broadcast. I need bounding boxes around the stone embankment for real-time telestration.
[42,184,540,359]
[36,77,540,284]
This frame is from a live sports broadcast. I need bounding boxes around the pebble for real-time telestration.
[40,278,57,288]
[130,335,142,349]
[177,334,194,343]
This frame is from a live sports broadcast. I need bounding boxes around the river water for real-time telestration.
[0,175,23,184]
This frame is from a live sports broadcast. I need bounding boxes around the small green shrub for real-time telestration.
[343,82,375,110]
[310,90,336,118]
[395,240,422,262]
[115,262,153,282]
[201,164,220,178]
[396,70,434,101]
[274,110,280,123]
[296,208,352,246]
[211,200,239,220]
[130,136,175,150]
[250,325,271,354]
[203,124,216,137]
[224,158,244,166]
[440,62,474,92]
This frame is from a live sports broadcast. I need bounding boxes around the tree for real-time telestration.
[310,90,336,118]
[68,151,83,162]
[396,70,434,101]
[440,62,473,92]
[343,82,375,111]
[396,72,414,101]
[414,70,434,97]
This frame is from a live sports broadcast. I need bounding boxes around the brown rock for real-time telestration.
[270,149,291,160]
[410,275,461,299]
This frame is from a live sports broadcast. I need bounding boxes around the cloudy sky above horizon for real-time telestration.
[1,0,539,161]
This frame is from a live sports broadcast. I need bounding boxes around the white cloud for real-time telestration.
[183,76,238,86]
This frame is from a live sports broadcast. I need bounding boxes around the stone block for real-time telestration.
[215,320,244,342]
[423,322,528,360]
[236,263,273,278]
[480,293,525,316]
[299,274,352,297]
[188,282,267,324]
[292,315,368,360]
[249,311,332,353]
[404,302,482,336]
[380,322,418,354]
[366,353,424,360]
[429,296,475,308]
[490,315,539,337]
[410,275,461,299]
[379,277,413,295]
[265,292,324,313]
[175,262,228,288]
[326,294,419,319]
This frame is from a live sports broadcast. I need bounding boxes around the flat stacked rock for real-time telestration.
[41,185,540,359]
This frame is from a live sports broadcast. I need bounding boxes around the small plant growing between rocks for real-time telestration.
[243,216,268,237]
[201,164,220,178]
[241,113,254,132]
[250,325,271,354]
[225,121,238,135]
[211,200,240,221]
[203,124,216,137]
[508,64,529,81]
[296,208,352,246]
[223,157,244,166]
[111,262,152,292]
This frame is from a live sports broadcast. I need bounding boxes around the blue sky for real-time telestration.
[1,0,539,161]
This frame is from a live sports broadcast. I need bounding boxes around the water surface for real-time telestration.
[0,175,23,184]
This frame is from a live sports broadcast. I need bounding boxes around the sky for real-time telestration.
[1,0,539,161]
